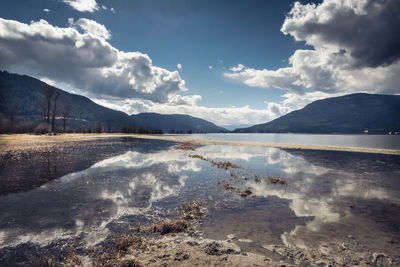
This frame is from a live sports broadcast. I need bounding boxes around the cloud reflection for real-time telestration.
[0,148,200,248]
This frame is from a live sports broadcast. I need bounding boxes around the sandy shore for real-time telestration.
[1,133,399,155]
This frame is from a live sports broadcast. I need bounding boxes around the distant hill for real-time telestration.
[234,93,400,134]
[130,113,227,133]
[0,71,226,133]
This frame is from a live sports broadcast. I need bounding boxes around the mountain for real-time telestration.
[0,71,226,133]
[0,71,134,132]
[130,113,227,133]
[234,93,400,134]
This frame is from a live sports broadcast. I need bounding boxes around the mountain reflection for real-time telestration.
[0,148,200,248]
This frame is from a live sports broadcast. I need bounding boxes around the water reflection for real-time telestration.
[0,145,201,248]
[1,139,399,263]
[197,145,400,257]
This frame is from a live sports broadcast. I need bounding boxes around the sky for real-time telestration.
[0,0,399,129]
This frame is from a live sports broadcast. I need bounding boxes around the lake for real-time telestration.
[176,133,400,150]
[0,135,399,265]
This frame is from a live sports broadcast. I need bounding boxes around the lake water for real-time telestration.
[0,136,399,265]
[175,133,400,150]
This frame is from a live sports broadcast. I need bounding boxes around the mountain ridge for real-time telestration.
[234,93,400,134]
[0,71,227,133]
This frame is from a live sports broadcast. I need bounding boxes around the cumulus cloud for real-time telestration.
[177,63,182,71]
[0,18,187,103]
[63,0,99,12]
[208,65,213,70]
[69,18,111,40]
[225,0,400,96]
[43,9,50,13]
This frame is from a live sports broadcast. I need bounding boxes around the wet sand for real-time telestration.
[1,133,399,155]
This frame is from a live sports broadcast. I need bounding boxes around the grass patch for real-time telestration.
[178,200,203,220]
[239,188,253,197]
[152,219,189,235]
[189,154,240,170]
[268,176,288,185]
[175,142,197,150]
[114,235,148,252]
[223,183,236,191]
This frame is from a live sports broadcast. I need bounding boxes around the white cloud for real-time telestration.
[93,97,291,127]
[0,18,187,103]
[224,0,400,96]
[208,65,213,70]
[43,8,50,13]
[177,63,182,71]
[63,0,99,12]
[101,5,107,10]
[110,7,115,13]
[69,18,111,40]
[229,64,245,72]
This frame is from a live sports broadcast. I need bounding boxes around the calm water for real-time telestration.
[176,133,400,150]
[0,137,399,265]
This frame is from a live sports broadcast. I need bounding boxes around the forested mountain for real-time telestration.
[234,93,400,134]
[0,71,226,133]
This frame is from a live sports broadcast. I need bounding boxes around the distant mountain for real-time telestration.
[0,71,227,133]
[130,113,227,133]
[234,93,400,134]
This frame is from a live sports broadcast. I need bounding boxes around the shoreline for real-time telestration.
[0,133,399,155]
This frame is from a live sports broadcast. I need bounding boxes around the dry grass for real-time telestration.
[175,142,197,150]
[268,176,288,185]
[189,154,240,170]
[239,188,253,197]
[60,249,82,267]
[114,235,148,252]
[188,154,207,160]
[89,248,143,267]
[223,183,236,191]
[211,160,240,170]
[151,219,189,235]
[178,200,203,220]
[138,200,205,236]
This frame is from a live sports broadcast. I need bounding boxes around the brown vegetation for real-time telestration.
[268,176,288,185]
[175,142,197,150]
[223,183,236,191]
[239,188,253,197]
[151,219,189,235]
[114,235,148,252]
[189,154,240,170]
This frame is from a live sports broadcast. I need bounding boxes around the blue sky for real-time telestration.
[0,0,398,128]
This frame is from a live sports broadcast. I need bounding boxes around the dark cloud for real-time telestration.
[282,0,400,68]
[225,0,400,96]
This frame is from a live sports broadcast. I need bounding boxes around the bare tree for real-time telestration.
[60,104,70,133]
[51,91,60,132]
[106,120,111,133]
[6,107,16,133]
[95,121,103,133]
[43,85,54,125]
